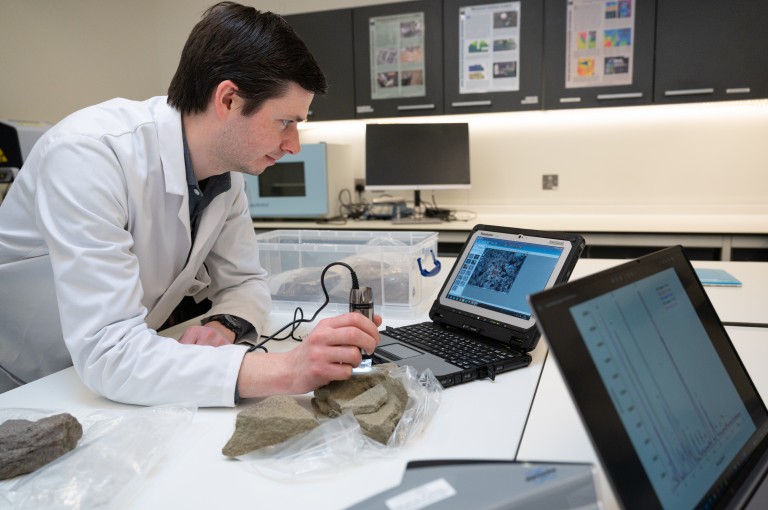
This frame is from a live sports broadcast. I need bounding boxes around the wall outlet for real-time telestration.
[354,178,365,193]
[542,174,559,190]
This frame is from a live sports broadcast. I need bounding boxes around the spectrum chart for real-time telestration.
[570,268,755,509]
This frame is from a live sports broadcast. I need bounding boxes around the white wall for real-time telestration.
[0,0,404,122]
[1,0,160,122]
[298,102,768,212]
[2,0,766,215]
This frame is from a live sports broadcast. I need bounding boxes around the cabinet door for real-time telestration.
[353,0,444,118]
[542,0,656,109]
[443,0,544,115]
[284,9,356,121]
[654,0,768,104]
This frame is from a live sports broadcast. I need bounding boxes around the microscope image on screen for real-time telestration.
[467,250,527,293]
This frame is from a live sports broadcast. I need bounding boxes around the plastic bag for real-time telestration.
[0,404,196,509]
[237,365,442,480]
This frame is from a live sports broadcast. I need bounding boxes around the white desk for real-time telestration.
[0,345,547,509]
[572,258,768,326]
[1,259,766,509]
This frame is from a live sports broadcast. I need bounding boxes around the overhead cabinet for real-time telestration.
[353,0,444,118]
[284,9,356,121]
[653,0,768,104]
[443,0,545,115]
[287,1,766,121]
[542,0,656,109]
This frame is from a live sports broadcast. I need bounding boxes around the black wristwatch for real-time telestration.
[201,314,247,342]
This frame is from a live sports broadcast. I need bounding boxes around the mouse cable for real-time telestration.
[244,261,359,353]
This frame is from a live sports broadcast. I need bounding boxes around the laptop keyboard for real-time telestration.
[378,322,522,369]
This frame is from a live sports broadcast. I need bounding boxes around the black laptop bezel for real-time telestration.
[429,224,585,352]
[528,246,768,509]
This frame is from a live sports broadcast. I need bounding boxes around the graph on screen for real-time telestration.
[570,268,755,509]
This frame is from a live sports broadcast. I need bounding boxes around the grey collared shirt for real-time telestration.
[182,133,230,241]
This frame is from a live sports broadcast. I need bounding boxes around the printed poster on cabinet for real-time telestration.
[459,2,522,94]
[369,12,427,100]
[565,0,636,88]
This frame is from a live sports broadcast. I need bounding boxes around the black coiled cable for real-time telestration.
[245,261,359,353]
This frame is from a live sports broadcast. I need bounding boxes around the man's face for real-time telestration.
[217,82,314,176]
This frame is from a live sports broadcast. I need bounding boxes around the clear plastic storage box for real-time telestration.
[254,230,441,318]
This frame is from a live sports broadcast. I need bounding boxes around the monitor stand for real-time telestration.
[391,190,443,225]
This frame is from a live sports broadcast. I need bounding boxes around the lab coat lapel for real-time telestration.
[145,102,196,327]
[155,101,192,251]
[145,195,228,328]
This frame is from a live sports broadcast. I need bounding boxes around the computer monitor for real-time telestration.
[364,123,471,213]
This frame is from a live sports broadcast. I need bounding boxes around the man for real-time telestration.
[0,2,380,405]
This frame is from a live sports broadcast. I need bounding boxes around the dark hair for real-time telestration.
[167,2,327,115]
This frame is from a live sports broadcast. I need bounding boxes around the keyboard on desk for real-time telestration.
[374,322,524,370]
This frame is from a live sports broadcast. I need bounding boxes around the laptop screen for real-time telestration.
[572,267,757,508]
[529,247,768,509]
[439,228,573,329]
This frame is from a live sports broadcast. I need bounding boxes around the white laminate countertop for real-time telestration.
[253,205,768,235]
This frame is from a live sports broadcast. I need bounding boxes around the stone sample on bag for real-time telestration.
[0,413,83,480]
[222,395,319,457]
[312,364,408,444]
[339,383,388,415]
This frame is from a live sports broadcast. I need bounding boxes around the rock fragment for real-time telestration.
[0,413,83,480]
[313,364,409,444]
[339,383,388,415]
[222,365,413,457]
[222,395,319,457]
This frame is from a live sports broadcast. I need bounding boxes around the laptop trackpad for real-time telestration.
[376,340,461,378]
[378,343,422,360]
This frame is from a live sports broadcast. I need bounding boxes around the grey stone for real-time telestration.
[222,395,319,457]
[313,364,409,444]
[355,395,406,444]
[339,384,388,415]
[222,366,412,457]
[0,413,83,480]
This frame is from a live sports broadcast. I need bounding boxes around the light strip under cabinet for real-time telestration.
[450,100,492,108]
[596,92,643,100]
[396,104,436,111]
[726,87,751,95]
[664,88,715,97]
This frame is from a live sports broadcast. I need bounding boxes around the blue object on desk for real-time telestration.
[695,268,742,287]
[418,249,441,277]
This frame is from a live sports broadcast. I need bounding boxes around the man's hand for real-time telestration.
[178,322,235,346]
[236,311,382,398]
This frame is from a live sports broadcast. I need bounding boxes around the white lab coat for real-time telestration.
[0,96,271,406]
